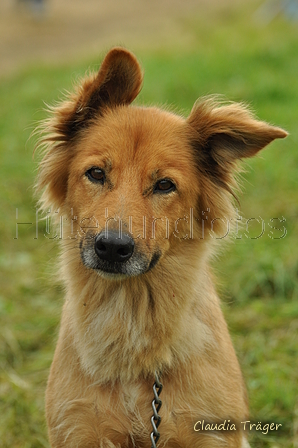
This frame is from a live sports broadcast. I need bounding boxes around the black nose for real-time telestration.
[94,231,135,263]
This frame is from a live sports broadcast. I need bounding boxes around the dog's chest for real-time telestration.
[122,382,142,414]
[106,380,184,447]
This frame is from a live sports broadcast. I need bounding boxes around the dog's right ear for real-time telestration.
[35,48,143,212]
[56,47,143,140]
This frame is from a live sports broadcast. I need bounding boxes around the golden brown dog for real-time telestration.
[36,47,287,447]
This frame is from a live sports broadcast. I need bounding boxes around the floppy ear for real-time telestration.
[36,47,143,212]
[187,98,288,230]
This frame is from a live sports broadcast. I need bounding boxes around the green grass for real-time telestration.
[1,3,298,447]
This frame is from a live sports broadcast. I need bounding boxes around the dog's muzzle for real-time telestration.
[80,229,160,278]
[94,230,135,263]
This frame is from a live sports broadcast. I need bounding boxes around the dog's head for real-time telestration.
[36,47,287,279]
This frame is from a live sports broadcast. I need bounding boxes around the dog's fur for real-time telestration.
[36,48,287,447]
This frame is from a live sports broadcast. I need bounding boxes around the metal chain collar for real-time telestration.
[150,372,163,448]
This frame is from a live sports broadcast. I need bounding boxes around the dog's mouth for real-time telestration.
[80,230,161,278]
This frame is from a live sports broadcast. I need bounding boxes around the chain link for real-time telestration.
[150,372,163,448]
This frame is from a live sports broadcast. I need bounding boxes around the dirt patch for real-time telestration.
[0,0,241,77]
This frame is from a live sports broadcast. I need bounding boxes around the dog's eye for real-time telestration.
[85,167,105,184]
[154,179,176,194]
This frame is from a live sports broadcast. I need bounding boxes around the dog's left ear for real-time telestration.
[187,99,287,193]
[187,99,288,166]
[187,98,288,228]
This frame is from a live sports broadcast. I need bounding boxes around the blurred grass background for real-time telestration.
[0,1,297,447]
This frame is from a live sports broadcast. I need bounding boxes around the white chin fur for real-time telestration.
[95,270,129,281]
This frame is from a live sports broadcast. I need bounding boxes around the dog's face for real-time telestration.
[68,107,199,278]
[36,47,287,279]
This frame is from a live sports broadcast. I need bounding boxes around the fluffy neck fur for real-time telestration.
[60,240,214,385]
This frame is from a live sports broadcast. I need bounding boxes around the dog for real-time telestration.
[36,47,287,447]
